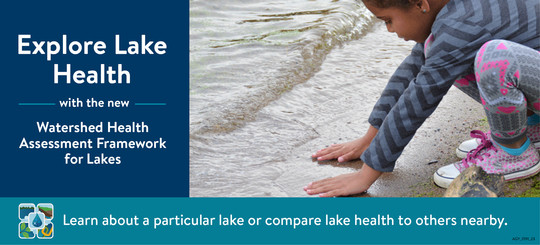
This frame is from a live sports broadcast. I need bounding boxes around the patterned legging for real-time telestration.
[453,40,540,144]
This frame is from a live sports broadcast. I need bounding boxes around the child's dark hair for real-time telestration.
[361,0,420,9]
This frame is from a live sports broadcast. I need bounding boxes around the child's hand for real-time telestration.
[312,125,378,163]
[307,125,380,197]
[311,138,368,163]
[304,164,382,197]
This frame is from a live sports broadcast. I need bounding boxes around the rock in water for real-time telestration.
[443,166,504,197]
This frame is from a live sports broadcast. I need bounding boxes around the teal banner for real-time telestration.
[0,198,538,244]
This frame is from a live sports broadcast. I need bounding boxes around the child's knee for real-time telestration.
[474,39,507,70]
[474,40,514,85]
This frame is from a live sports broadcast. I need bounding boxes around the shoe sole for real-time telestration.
[434,160,540,189]
[433,171,454,189]
[504,159,540,181]
[456,141,540,159]
[455,148,468,159]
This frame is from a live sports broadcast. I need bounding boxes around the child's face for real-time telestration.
[364,2,432,43]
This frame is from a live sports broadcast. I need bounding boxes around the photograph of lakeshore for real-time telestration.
[189,0,539,197]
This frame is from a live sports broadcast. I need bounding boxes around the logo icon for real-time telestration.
[19,203,54,239]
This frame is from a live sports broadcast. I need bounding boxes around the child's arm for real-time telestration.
[306,44,424,197]
[304,162,382,197]
[367,43,424,129]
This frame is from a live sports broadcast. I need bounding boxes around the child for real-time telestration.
[305,0,540,197]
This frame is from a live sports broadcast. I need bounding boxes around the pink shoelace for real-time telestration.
[462,130,498,168]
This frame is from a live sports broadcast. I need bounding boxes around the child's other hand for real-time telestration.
[304,164,382,197]
[312,138,368,163]
[312,125,378,163]
[304,172,367,197]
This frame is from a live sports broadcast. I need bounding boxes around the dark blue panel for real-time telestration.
[0,1,189,197]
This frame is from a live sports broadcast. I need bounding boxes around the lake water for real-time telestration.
[189,0,417,196]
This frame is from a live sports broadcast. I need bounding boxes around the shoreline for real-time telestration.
[190,22,539,197]
[276,23,539,197]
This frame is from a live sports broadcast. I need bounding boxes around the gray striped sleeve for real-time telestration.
[368,43,424,129]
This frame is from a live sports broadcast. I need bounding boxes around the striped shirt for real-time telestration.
[361,0,540,172]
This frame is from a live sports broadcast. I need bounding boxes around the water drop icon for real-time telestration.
[32,214,43,227]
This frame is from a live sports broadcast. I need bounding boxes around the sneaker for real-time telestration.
[456,124,540,159]
[435,130,540,188]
